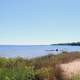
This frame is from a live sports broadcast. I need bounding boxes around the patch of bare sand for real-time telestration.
[59,59,80,79]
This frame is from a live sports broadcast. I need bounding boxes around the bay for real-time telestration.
[0,45,80,58]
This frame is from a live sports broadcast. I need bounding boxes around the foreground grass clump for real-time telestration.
[0,66,36,80]
[0,57,55,80]
[0,52,80,80]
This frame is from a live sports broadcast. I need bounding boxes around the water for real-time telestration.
[0,45,80,58]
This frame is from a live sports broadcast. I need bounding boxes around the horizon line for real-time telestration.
[0,41,79,45]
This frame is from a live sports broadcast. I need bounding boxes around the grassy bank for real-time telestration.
[0,52,80,80]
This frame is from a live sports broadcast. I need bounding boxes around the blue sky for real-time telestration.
[0,0,80,44]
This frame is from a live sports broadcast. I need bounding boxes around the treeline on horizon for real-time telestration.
[52,42,80,46]
[0,52,80,80]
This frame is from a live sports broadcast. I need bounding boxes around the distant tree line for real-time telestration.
[52,42,80,46]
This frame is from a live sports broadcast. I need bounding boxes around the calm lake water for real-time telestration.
[0,45,80,58]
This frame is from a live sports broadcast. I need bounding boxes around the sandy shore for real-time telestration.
[59,59,80,79]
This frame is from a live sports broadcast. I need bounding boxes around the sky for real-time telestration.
[0,0,80,45]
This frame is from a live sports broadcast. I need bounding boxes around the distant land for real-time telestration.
[51,42,80,46]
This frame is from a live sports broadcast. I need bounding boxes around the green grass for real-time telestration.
[0,66,54,80]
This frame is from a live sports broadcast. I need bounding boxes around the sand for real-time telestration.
[59,59,80,79]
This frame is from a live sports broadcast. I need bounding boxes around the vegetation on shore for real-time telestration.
[0,52,80,80]
[52,42,80,46]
